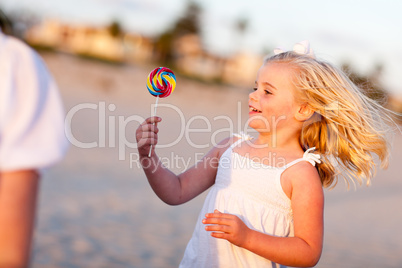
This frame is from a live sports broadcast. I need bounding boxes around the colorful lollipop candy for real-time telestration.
[147,67,176,98]
[146,67,176,156]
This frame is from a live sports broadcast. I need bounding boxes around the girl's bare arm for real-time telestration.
[203,162,324,267]
[136,116,234,205]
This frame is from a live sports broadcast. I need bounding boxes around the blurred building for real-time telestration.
[174,34,262,87]
[174,34,226,82]
[25,19,153,63]
[25,19,262,87]
[222,52,262,87]
[123,33,153,64]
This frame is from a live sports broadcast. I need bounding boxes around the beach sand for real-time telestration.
[32,52,402,268]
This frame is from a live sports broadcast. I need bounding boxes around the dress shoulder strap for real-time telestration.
[283,147,322,169]
[230,138,243,149]
[230,132,253,149]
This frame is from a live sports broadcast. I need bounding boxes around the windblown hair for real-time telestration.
[264,51,398,188]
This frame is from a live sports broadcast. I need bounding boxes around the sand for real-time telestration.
[31,52,402,268]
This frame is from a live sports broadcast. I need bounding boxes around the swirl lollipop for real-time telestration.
[146,67,176,156]
[147,67,176,98]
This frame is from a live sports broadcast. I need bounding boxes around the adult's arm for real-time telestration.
[0,170,40,268]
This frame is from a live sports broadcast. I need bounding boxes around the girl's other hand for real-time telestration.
[202,209,251,248]
[136,116,161,157]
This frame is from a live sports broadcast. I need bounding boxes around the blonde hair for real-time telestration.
[264,52,398,188]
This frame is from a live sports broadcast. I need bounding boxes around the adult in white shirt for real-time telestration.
[0,29,68,267]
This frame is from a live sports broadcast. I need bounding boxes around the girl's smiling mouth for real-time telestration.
[249,105,262,113]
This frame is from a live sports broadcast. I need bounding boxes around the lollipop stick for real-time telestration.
[154,95,159,116]
[148,96,159,157]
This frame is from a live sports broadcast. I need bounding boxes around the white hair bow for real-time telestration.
[274,40,315,57]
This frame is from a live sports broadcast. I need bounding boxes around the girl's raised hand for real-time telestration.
[136,116,161,157]
[203,209,251,248]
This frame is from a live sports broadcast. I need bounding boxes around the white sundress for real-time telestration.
[179,135,321,268]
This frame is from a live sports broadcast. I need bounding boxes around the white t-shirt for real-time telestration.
[0,31,68,172]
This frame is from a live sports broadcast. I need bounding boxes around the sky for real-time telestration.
[1,0,402,95]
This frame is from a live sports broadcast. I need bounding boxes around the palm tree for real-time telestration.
[234,16,248,51]
[341,63,388,104]
[154,0,202,65]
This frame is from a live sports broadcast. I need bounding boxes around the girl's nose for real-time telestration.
[249,90,258,101]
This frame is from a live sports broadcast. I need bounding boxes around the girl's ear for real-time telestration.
[295,103,315,122]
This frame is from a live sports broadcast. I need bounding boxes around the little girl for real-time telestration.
[136,41,395,267]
